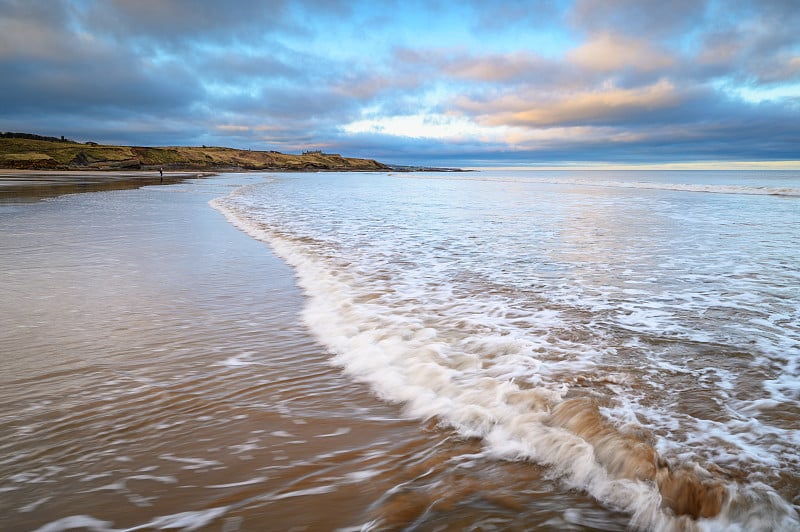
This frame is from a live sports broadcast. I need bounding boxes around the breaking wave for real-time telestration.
[211,176,799,531]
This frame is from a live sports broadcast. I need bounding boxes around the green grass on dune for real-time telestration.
[0,137,388,171]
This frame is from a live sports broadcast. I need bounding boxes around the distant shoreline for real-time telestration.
[0,169,213,202]
[0,134,469,202]
[0,164,467,202]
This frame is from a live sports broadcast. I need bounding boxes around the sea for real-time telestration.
[1,169,799,531]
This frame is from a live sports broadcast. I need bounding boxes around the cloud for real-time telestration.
[0,0,364,150]
[196,49,304,85]
[567,0,799,86]
[684,1,800,84]
[0,0,76,61]
[568,33,675,73]
[467,0,564,32]
[0,0,205,118]
[455,79,682,127]
[442,51,554,83]
[331,64,428,101]
[84,0,295,46]
[569,0,706,38]
[0,46,202,120]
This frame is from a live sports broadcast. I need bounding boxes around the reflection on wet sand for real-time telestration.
[0,175,632,531]
[0,170,210,202]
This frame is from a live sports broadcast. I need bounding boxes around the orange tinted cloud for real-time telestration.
[459,79,680,127]
[443,52,548,82]
[568,33,676,72]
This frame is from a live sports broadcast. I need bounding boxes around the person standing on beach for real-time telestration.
[159,168,163,182]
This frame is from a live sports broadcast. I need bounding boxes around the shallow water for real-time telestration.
[1,170,798,531]
[213,169,800,530]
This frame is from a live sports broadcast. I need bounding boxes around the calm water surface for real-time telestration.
[1,170,799,531]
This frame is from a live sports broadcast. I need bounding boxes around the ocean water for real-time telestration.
[1,170,798,531]
[211,169,800,530]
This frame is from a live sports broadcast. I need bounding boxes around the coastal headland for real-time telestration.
[0,133,389,172]
[0,133,395,200]
[0,133,467,201]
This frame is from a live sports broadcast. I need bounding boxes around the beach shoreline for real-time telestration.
[0,173,462,531]
[0,169,215,202]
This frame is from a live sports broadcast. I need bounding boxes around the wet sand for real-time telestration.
[0,169,213,202]
[0,174,422,530]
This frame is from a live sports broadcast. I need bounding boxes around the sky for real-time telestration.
[1,0,799,166]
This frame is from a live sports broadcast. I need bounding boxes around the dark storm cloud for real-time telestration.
[1,1,204,119]
[1,54,201,116]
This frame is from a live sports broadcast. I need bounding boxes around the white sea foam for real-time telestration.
[206,477,267,489]
[216,351,257,367]
[34,516,115,532]
[137,506,230,531]
[209,170,800,530]
[316,427,352,438]
[158,454,221,471]
[270,485,337,500]
[19,496,52,513]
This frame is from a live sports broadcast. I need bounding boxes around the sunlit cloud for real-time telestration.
[341,114,654,155]
[457,79,681,127]
[342,113,508,142]
[442,51,549,82]
[216,124,250,132]
[568,33,676,73]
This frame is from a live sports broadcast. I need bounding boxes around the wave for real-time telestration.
[399,174,800,197]
[210,189,799,531]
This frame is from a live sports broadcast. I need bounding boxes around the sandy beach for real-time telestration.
[0,169,213,202]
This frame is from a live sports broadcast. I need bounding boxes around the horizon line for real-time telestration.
[461,160,800,171]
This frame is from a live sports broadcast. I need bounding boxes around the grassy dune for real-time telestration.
[0,137,389,171]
